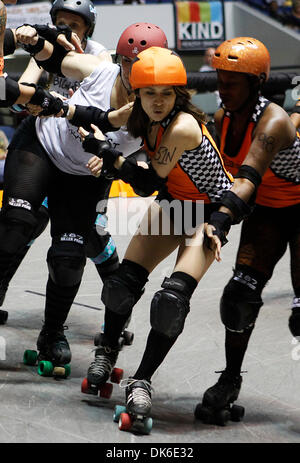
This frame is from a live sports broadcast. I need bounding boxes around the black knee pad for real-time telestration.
[101,260,148,315]
[31,205,49,241]
[150,276,192,339]
[220,269,264,332]
[47,235,86,287]
[0,205,38,254]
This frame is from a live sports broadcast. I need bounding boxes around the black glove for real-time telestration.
[204,211,232,250]
[82,134,122,177]
[19,23,72,45]
[26,84,66,116]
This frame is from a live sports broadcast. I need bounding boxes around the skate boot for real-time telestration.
[23,325,72,378]
[113,378,153,434]
[81,332,123,399]
[194,370,245,426]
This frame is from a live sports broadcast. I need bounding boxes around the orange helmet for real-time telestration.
[116,23,168,59]
[212,37,270,81]
[129,47,187,90]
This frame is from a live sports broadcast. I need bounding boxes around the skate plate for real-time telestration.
[113,404,153,435]
[194,401,245,426]
[23,349,71,378]
[81,367,123,399]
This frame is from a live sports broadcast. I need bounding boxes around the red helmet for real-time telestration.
[212,37,270,81]
[116,22,168,59]
[129,47,187,90]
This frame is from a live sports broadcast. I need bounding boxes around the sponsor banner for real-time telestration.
[174,1,225,51]
[5,1,51,30]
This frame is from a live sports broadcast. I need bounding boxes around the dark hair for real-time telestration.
[127,86,207,139]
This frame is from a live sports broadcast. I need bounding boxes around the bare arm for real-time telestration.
[18,56,43,85]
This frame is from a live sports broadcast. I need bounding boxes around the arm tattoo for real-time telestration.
[153,145,176,164]
[258,132,275,153]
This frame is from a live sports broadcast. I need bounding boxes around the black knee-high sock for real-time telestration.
[44,276,80,330]
[103,307,130,348]
[225,326,254,376]
[133,329,178,382]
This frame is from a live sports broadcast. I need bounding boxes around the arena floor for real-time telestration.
[0,197,298,446]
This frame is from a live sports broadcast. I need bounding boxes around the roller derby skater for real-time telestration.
[80,46,240,435]
[201,36,300,426]
[194,371,244,426]
[23,325,71,378]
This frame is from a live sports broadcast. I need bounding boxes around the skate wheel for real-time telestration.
[23,349,38,366]
[119,412,132,431]
[143,417,153,434]
[53,366,67,377]
[38,360,54,377]
[123,330,134,346]
[0,310,8,325]
[194,403,212,423]
[110,367,123,384]
[63,364,71,378]
[81,377,90,394]
[113,405,127,423]
[99,382,113,399]
[230,404,245,422]
[215,408,231,426]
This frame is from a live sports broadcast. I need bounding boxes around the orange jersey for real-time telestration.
[144,109,233,203]
[220,96,300,208]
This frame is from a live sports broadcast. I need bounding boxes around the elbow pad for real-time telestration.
[221,190,253,224]
[4,29,16,56]
[71,106,119,133]
[0,76,20,107]
[35,43,69,77]
[118,158,167,197]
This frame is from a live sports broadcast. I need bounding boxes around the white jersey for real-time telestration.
[36,62,142,175]
[49,39,107,98]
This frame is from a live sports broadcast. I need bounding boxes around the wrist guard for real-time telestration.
[221,190,253,224]
[21,37,45,56]
[204,211,232,249]
[71,105,120,133]
[25,83,64,116]
[82,134,121,176]
[118,158,167,197]
[20,23,72,45]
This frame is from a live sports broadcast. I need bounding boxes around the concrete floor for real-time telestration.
[0,197,298,445]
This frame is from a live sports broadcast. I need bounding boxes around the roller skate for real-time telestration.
[23,325,71,378]
[194,370,245,426]
[113,378,153,435]
[81,332,123,399]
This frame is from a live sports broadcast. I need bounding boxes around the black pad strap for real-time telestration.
[0,77,20,107]
[221,190,252,224]
[235,164,262,189]
[4,29,16,56]
[71,105,119,133]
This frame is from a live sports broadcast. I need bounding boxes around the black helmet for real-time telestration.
[50,0,97,38]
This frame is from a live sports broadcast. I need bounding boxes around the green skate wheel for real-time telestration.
[63,364,71,378]
[38,360,54,377]
[23,349,38,366]
[113,405,127,423]
[143,417,153,434]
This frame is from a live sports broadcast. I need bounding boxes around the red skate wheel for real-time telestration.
[99,382,113,399]
[81,377,90,394]
[110,367,124,384]
[119,412,132,431]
